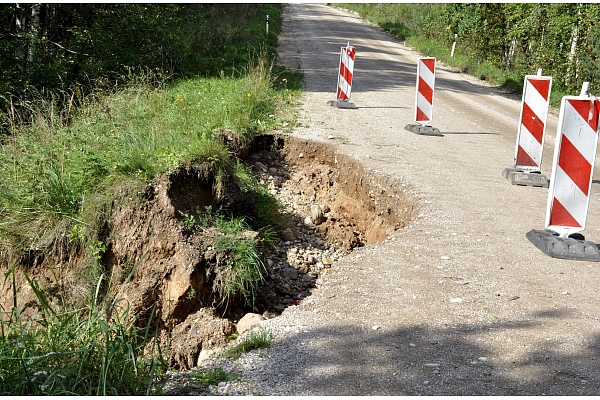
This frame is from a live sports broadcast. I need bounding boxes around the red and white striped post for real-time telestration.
[545,87,600,238]
[415,57,436,125]
[514,69,552,173]
[328,42,357,109]
[337,43,355,101]
[503,69,552,187]
[526,83,600,261]
[405,57,440,135]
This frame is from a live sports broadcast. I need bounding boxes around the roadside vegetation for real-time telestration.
[0,4,302,395]
[218,328,274,360]
[337,3,600,106]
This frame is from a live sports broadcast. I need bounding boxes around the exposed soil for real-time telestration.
[107,134,418,369]
[0,133,417,371]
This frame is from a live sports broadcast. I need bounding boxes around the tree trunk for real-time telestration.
[27,4,41,73]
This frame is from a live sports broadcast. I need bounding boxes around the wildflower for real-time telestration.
[247,93,252,97]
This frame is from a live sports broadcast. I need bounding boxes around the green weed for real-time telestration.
[188,368,237,387]
[218,328,273,359]
[0,264,165,395]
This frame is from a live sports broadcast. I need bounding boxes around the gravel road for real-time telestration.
[186,4,600,395]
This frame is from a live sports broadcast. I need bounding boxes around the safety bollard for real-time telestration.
[503,69,552,187]
[526,82,600,261]
[327,42,357,109]
[405,57,441,136]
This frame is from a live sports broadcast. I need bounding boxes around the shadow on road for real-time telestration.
[441,131,501,136]
[254,308,598,395]
[290,4,525,104]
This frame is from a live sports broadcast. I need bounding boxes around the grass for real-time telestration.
[218,328,274,359]
[196,206,268,306]
[0,265,165,395]
[188,367,237,388]
[0,51,299,269]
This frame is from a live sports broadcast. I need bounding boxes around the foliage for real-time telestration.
[337,3,600,103]
[218,328,273,359]
[0,267,165,395]
[0,4,284,128]
[188,368,237,388]
[198,206,268,306]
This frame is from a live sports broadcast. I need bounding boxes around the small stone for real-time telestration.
[322,257,332,266]
[328,135,334,139]
[311,205,326,225]
[280,267,299,280]
[423,380,429,385]
[236,313,266,335]
[254,162,267,172]
[449,298,463,303]
[478,357,487,362]
[409,343,416,347]
[281,228,295,241]
[424,363,440,368]
[322,205,331,213]
[298,153,304,158]
[372,325,380,330]
[441,256,450,260]
[197,348,212,365]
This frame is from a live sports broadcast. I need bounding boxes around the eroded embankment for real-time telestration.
[0,134,419,370]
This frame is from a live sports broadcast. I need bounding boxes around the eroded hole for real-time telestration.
[246,135,419,314]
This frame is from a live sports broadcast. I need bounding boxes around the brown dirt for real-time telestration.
[0,131,417,371]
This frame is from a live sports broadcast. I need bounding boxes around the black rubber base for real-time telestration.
[404,124,443,136]
[502,168,549,188]
[326,100,357,109]
[526,229,600,261]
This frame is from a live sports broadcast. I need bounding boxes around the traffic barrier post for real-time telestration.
[502,69,552,187]
[405,57,441,136]
[526,82,600,261]
[327,42,357,109]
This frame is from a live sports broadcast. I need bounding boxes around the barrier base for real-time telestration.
[526,229,600,261]
[502,168,549,188]
[404,124,442,136]
[327,100,357,109]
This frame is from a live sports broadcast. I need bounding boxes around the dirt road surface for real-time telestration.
[232,4,600,395]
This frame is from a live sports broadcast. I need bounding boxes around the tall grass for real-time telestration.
[0,266,165,395]
[0,51,290,263]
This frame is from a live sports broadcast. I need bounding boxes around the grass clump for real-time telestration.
[0,267,165,395]
[219,328,273,360]
[197,206,268,306]
[188,368,237,388]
